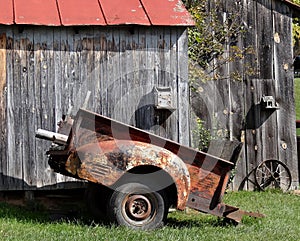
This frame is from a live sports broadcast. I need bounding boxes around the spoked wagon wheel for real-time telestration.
[254,159,292,192]
[107,182,168,230]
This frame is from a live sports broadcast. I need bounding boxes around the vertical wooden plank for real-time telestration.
[53,27,62,125]
[157,27,169,139]
[214,11,230,142]
[240,0,277,190]
[4,27,14,190]
[71,28,81,113]
[132,27,155,133]
[234,0,259,190]
[106,28,114,118]
[107,28,121,121]
[34,27,44,188]
[118,27,131,124]
[256,0,279,160]
[59,27,69,115]
[159,27,179,142]
[0,33,7,188]
[112,28,125,124]
[21,27,37,189]
[169,27,179,142]
[273,2,298,188]
[8,27,23,190]
[131,27,141,127]
[92,27,103,113]
[100,28,108,116]
[95,27,107,115]
[228,42,246,190]
[54,27,69,185]
[177,28,189,146]
[139,26,153,132]
[37,27,51,187]
[27,28,37,188]
[133,26,147,128]
[79,27,94,110]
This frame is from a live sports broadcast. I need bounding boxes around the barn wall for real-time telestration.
[191,0,298,190]
[240,0,298,190]
[0,25,189,190]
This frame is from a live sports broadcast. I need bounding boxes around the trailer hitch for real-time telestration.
[224,205,265,223]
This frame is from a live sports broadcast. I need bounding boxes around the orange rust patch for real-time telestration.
[187,164,221,200]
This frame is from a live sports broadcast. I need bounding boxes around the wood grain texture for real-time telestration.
[0,25,189,190]
[0,33,7,188]
[191,0,298,190]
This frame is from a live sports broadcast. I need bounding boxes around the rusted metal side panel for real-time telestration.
[47,108,263,221]
[186,163,231,213]
[57,0,106,26]
[0,0,14,24]
[73,109,234,167]
[141,0,195,26]
[14,0,61,25]
[100,0,151,25]
[50,140,190,210]
[60,109,235,210]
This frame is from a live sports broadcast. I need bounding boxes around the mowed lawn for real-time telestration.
[0,190,299,241]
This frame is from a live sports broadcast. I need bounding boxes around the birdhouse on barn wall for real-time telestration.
[0,0,194,191]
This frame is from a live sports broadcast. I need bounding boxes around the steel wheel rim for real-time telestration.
[122,193,156,225]
[255,160,292,191]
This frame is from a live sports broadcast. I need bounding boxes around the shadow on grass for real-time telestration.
[166,215,238,229]
[0,198,260,231]
[0,201,242,230]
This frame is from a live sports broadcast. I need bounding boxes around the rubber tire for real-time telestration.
[107,182,168,230]
[85,183,112,222]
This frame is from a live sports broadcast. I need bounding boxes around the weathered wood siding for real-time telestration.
[191,0,298,189]
[0,25,189,190]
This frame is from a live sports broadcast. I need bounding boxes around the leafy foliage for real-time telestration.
[192,117,211,151]
[286,1,300,56]
[183,1,254,145]
[293,17,300,57]
[184,1,250,83]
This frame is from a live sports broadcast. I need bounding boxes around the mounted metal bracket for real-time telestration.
[153,86,176,110]
[261,96,280,110]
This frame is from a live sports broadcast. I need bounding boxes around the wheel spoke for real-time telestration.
[254,160,292,191]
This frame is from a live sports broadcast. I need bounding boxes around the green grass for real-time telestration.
[0,191,299,241]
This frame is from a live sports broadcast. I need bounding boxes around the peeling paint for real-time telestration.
[45,109,259,223]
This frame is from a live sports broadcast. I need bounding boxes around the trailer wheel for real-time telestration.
[107,183,168,230]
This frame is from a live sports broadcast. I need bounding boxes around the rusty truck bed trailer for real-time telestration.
[37,109,263,230]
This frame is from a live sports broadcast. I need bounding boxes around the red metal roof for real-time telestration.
[100,0,151,25]
[0,0,14,24]
[14,0,61,25]
[142,0,194,26]
[0,0,194,26]
[57,0,106,26]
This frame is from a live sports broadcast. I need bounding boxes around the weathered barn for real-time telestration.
[0,0,194,190]
[191,0,300,190]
